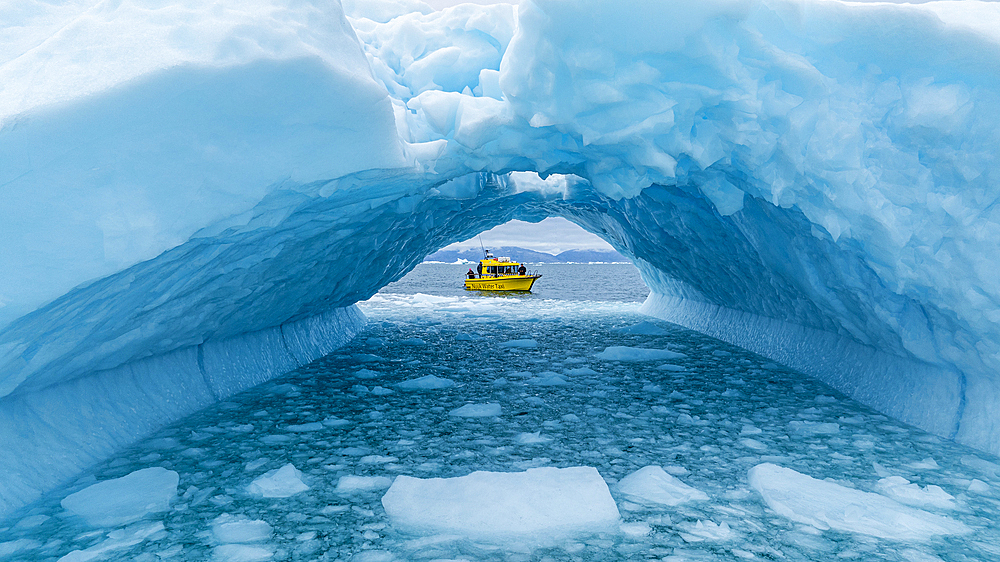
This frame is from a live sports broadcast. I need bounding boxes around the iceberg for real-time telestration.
[3,0,1000,520]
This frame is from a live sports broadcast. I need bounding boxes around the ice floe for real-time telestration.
[616,466,709,507]
[595,346,686,361]
[381,467,620,544]
[396,375,455,390]
[60,467,178,527]
[245,464,309,498]
[449,403,501,417]
[748,463,970,541]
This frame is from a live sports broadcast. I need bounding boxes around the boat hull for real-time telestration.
[464,275,540,291]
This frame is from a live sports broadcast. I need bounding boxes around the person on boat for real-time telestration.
[518,264,527,276]
[477,263,482,277]
[467,268,476,279]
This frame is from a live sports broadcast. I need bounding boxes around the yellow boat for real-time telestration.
[464,250,541,291]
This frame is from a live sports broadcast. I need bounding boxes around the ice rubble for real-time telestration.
[381,467,620,543]
[3,0,1000,519]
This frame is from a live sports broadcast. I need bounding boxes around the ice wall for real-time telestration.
[3,0,1000,519]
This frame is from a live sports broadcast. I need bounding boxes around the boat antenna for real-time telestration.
[479,235,486,258]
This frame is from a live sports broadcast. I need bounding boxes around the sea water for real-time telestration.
[2,265,1000,561]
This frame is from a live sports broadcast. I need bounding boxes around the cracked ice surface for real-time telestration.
[1,296,999,561]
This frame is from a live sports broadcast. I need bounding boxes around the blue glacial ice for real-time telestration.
[2,0,1000,520]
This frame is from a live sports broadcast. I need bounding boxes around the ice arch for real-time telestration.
[2,0,1000,518]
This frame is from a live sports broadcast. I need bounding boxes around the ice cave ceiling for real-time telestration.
[1,0,1000,518]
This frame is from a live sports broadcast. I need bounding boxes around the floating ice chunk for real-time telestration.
[285,422,324,432]
[246,464,309,498]
[748,463,970,540]
[14,514,49,529]
[788,421,840,435]
[449,403,501,417]
[61,467,178,527]
[613,322,669,336]
[455,332,483,341]
[499,339,538,348]
[371,386,395,395]
[968,479,990,493]
[399,338,426,346]
[213,544,274,562]
[899,549,946,562]
[816,395,837,403]
[355,369,379,379]
[530,372,568,386]
[322,416,352,427]
[657,364,685,371]
[619,521,652,537]
[360,455,399,464]
[906,457,941,470]
[876,476,956,510]
[616,466,708,507]
[595,346,685,361]
[0,539,39,558]
[336,475,393,493]
[678,520,736,542]
[397,375,455,390]
[739,438,768,451]
[515,432,553,444]
[348,551,396,562]
[58,521,165,562]
[961,455,1000,478]
[565,366,598,375]
[381,467,620,544]
[561,414,581,422]
[212,514,273,543]
[741,425,762,435]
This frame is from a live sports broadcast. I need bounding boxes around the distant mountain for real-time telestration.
[424,246,630,264]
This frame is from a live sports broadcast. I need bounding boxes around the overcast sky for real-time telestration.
[440,217,616,254]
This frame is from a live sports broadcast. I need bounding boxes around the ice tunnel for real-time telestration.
[2,0,1000,519]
